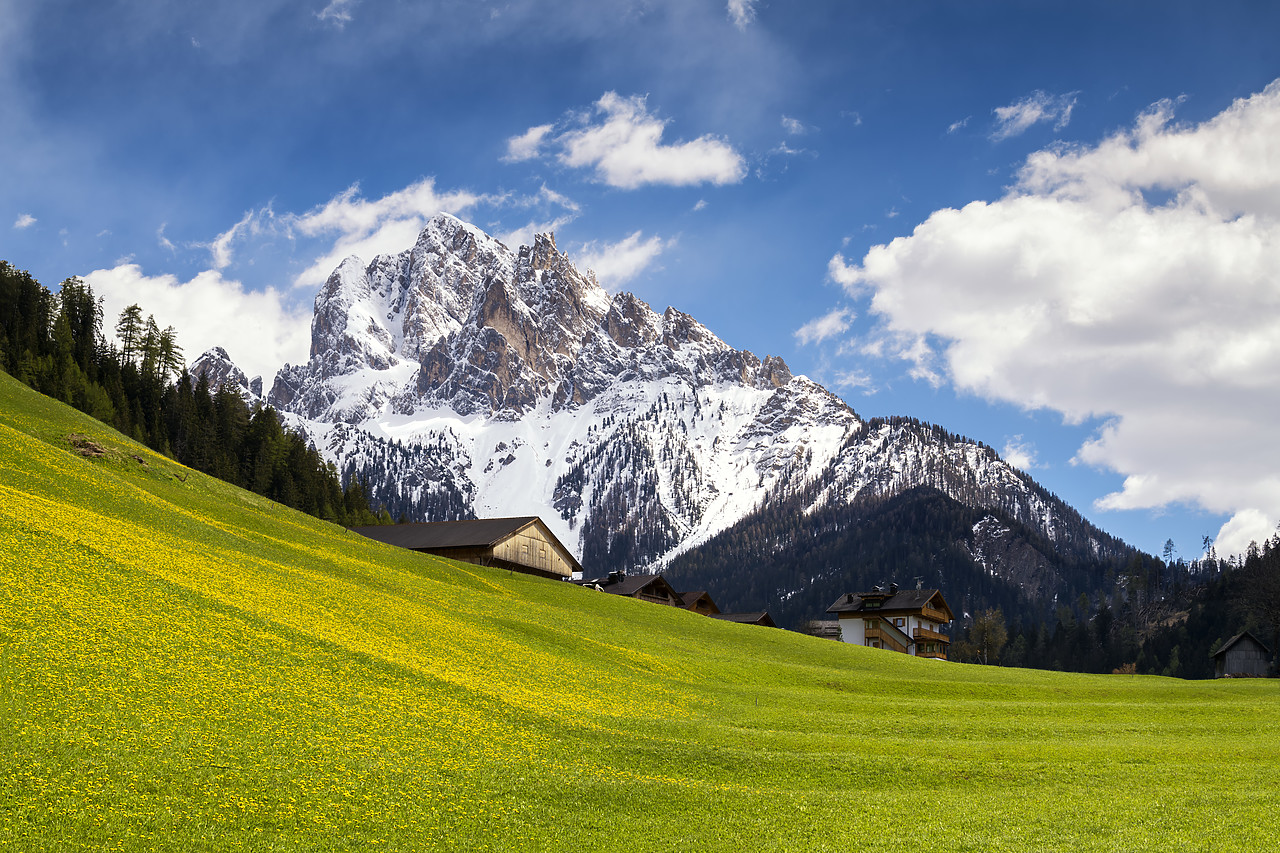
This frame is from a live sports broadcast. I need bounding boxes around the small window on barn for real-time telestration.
[894,618,905,627]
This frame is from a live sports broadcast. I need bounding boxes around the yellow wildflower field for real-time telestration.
[1,369,1278,852]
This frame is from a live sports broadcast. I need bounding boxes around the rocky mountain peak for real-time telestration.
[190,347,262,399]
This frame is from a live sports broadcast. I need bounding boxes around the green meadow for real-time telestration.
[0,368,1276,852]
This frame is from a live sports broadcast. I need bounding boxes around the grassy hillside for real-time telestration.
[1,369,1277,852]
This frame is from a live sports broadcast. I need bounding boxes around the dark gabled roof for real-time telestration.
[350,517,540,550]
[678,590,720,612]
[1213,629,1272,659]
[710,612,778,628]
[577,572,677,598]
[826,588,953,621]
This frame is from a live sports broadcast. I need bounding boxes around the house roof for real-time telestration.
[577,572,677,598]
[710,612,777,628]
[1213,629,1272,659]
[826,588,953,621]
[350,516,542,550]
[678,590,720,612]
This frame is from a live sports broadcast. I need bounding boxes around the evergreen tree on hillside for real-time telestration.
[0,260,384,527]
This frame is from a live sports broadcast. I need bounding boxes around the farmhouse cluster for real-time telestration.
[350,515,961,656]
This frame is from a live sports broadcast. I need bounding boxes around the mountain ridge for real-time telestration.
[197,213,1138,621]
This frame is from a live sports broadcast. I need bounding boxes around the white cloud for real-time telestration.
[157,223,176,252]
[84,264,311,382]
[727,0,757,30]
[795,307,852,346]
[835,78,1280,555]
[1002,436,1039,471]
[317,0,356,26]
[833,369,874,393]
[572,230,672,292]
[290,178,485,289]
[508,92,746,190]
[502,123,554,163]
[782,115,813,135]
[203,207,277,270]
[13,213,35,229]
[991,90,1078,141]
[827,252,863,293]
[947,116,970,134]
[692,199,708,212]
[495,214,578,254]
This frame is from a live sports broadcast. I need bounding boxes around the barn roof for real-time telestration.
[1213,629,1272,659]
[350,517,541,550]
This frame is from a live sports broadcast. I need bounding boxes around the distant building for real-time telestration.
[350,516,580,580]
[826,584,953,659]
[711,612,778,628]
[1213,630,1272,678]
[578,572,775,627]
[576,572,683,606]
[679,590,721,616]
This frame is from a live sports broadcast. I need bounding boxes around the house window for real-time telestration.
[894,618,905,627]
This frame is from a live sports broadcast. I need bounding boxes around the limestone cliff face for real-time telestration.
[272,214,798,421]
[260,213,1125,593]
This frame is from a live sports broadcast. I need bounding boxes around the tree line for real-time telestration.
[0,260,387,527]
[948,537,1280,678]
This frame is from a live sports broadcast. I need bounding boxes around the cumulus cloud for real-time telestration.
[290,178,485,289]
[727,0,757,30]
[13,213,35,229]
[502,123,554,163]
[1002,436,1039,471]
[84,264,311,382]
[795,307,852,346]
[571,230,672,291]
[834,79,1280,555]
[495,214,579,254]
[506,92,746,189]
[991,90,1078,140]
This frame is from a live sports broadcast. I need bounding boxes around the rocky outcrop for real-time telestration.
[190,347,262,399]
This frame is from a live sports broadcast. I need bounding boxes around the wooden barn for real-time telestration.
[350,516,581,580]
[827,584,953,659]
[1213,630,1273,678]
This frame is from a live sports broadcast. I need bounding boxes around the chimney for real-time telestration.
[889,582,899,595]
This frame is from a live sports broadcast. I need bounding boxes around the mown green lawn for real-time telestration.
[1,369,1276,852]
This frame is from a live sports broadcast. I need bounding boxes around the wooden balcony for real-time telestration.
[913,626,950,643]
[921,606,951,624]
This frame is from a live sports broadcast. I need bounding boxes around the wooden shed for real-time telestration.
[1213,630,1272,678]
[350,516,581,580]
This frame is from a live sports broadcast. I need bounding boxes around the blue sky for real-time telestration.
[4,0,1280,560]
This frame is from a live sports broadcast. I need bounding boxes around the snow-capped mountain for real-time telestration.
[190,346,262,400]
[211,213,1131,589]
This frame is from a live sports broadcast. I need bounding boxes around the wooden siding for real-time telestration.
[492,524,575,578]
